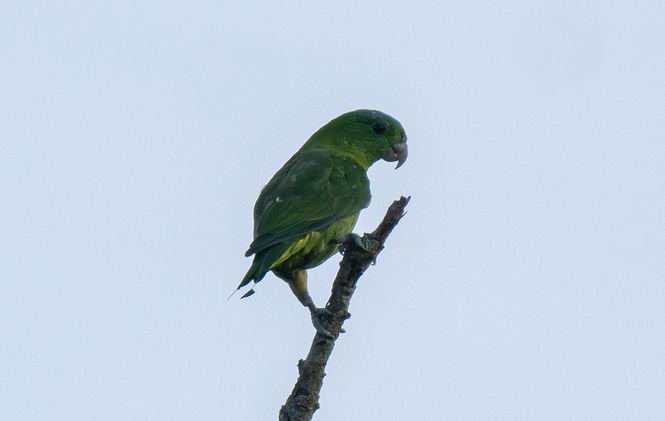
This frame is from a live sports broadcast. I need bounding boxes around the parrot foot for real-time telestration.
[338,312,350,333]
[339,233,364,254]
[339,233,379,264]
[309,307,334,338]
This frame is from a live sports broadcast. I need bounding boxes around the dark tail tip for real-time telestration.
[240,289,256,299]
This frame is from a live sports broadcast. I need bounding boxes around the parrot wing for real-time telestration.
[245,151,370,257]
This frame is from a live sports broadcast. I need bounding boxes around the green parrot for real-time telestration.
[235,109,408,335]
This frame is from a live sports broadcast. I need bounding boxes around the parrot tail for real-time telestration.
[238,256,269,289]
[227,259,265,301]
[231,242,291,300]
[229,245,283,300]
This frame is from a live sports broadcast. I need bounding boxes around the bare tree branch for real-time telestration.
[279,196,411,421]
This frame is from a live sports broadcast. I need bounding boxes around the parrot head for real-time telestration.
[303,109,408,170]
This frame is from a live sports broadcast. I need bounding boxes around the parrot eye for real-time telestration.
[372,123,387,135]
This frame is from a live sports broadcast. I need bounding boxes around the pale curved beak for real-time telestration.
[382,136,408,169]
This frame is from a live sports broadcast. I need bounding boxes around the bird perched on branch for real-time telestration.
[234,109,408,335]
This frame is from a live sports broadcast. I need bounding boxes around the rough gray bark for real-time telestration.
[278,196,411,421]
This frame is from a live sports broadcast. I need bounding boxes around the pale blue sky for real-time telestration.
[1,1,664,420]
